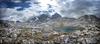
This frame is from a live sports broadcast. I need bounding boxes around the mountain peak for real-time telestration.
[51,13,62,19]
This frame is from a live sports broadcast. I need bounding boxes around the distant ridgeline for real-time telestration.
[0,20,11,27]
[0,15,100,28]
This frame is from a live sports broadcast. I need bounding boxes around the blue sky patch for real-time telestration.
[0,0,31,11]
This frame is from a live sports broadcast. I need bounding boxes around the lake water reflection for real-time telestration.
[55,27,78,32]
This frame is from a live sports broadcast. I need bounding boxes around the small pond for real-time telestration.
[55,26,80,32]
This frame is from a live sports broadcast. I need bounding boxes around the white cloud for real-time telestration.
[11,0,22,3]
[1,0,100,21]
[1,6,38,22]
[56,0,99,18]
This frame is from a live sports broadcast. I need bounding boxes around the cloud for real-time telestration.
[0,0,59,22]
[0,0,37,22]
[0,0,100,22]
[57,0,100,18]
[1,7,39,22]
[0,0,31,11]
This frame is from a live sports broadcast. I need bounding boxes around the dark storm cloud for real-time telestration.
[71,0,93,11]
[59,0,100,18]
[70,0,93,15]
[0,8,6,18]
[93,1,100,17]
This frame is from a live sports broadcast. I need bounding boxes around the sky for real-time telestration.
[0,0,100,22]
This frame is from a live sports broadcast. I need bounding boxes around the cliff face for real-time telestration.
[79,15,100,23]
[78,15,100,28]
